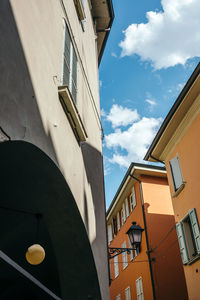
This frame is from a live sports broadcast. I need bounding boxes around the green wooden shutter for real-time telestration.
[176,222,189,264]
[189,208,200,254]
[170,156,183,191]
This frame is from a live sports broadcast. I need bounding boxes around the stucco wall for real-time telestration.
[166,113,200,300]
[0,0,109,299]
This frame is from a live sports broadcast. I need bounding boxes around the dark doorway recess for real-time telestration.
[0,141,101,300]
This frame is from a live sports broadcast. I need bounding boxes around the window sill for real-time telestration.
[187,254,200,265]
[58,85,87,142]
[172,182,186,198]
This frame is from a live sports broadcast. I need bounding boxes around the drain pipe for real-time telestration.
[129,174,157,300]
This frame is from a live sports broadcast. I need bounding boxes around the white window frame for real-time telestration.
[121,203,126,225]
[125,286,131,300]
[130,188,136,212]
[125,198,129,218]
[114,255,119,278]
[122,241,128,269]
[136,277,144,300]
[176,208,200,264]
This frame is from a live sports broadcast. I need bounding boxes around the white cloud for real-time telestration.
[111,52,117,58]
[119,0,200,69]
[106,104,140,128]
[105,116,163,167]
[145,99,157,106]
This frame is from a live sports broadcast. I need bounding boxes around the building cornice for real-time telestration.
[144,63,200,162]
[106,163,166,221]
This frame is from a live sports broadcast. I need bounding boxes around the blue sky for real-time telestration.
[99,0,200,208]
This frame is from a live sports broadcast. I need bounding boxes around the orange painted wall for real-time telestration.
[109,181,154,300]
[109,176,188,300]
[141,175,188,300]
[166,113,200,300]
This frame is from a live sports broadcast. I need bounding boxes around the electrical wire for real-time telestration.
[151,224,176,252]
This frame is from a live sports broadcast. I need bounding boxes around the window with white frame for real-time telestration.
[125,198,129,218]
[121,203,126,225]
[63,22,78,103]
[176,208,200,264]
[136,277,144,300]
[116,294,121,300]
[125,286,131,300]
[107,224,113,245]
[113,217,117,236]
[122,241,128,269]
[169,155,184,192]
[130,188,136,212]
[117,212,121,231]
[114,255,119,278]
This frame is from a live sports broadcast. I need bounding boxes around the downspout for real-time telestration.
[129,174,157,300]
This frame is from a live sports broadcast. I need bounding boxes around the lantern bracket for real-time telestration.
[108,247,135,259]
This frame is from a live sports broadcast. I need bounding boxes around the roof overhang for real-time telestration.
[91,0,114,65]
[106,163,166,222]
[144,63,200,162]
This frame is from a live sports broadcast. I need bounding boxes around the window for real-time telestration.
[117,212,121,231]
[125,198,129,218]
[122,241,128,269]
[114,255,119,278]
[176,208,200,264]
[63,23,78,103]
[113,217,117,236]
[116,295,121,300]
[136,277,144,300]
[169,155,184,192]
[107,224,113,245]
[125,286,131,300]
[130,188,136,212]
[121,203,126,225]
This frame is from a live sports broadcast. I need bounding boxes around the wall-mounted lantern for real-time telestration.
[126,222,144,252]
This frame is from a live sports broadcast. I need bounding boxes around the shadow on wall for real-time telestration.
[144,203,188,300]
[0,1,102,299]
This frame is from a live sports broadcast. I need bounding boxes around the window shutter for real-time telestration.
[170,156,183,190]
[122,241,128,269]
[117,212,121,231]
[189,208,200,254]
[114,255,119,278]
[176,222,189,264]
[107,224,113,245]
[71,48,77,103]
[63,26,71,86]
[130,188,136,211]
[125,198,129,218]
[116,295,121,300]
[125,287,131,300]
[136,277,144,300]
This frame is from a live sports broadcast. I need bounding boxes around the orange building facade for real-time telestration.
[145,63,200,300]
[107,163,188,300]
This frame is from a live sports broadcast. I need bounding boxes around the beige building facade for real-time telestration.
[0,0,113,299]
